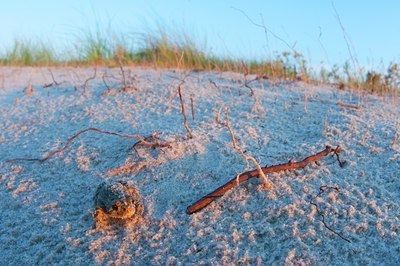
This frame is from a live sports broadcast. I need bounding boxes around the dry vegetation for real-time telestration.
[1,27,399,96]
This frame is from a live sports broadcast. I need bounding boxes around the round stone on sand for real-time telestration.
[93,180,143,229]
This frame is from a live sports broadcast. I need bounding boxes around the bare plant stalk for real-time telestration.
[190,94,195,120]
[6,128,171,163]
[222,108,270,187]
[243,74,255,96]
[118,60,130,91]
[178,85,193,138]
[304,91,308,112]
[332,1,362,105]
[187,145,344,214]
[102,72,111,91]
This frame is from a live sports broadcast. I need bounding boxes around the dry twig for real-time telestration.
[178,86,193,138]
[6,128,171,163]
[102,72,112,91]
[221,108,270,187]
[83,68,97,92]
[309,185,351,242]
[338,101,361,110]
[177,79,193,138]
[190,94,195,120]
[187,145,344,214]
[43,69,65,88]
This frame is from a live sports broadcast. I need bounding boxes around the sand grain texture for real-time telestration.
[0,67,399,265]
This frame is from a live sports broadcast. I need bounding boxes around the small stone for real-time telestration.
[93,180,143,229]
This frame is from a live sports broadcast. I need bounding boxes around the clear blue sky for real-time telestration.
[1,0,399,69]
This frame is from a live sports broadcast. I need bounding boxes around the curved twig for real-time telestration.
[310,185,351,242]
[187,145,342,214]
[6,128,171,163]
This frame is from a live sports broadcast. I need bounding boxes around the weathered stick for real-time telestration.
[6,127,171,163]
[187,145,343,214]
[338,101,361,110]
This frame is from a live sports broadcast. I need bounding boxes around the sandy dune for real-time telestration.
[0,67,399,265]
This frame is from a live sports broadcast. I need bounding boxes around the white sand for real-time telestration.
[0,67,399,265]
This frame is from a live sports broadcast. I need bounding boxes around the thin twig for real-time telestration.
[338,101,361,110]
[187,145,342,214]
[6,128,171,163]
[43,69,65,88]
[231,6,296,52]
[178,83,193,139]
[241,74,255,96]
[333,146,346,167]
[190,94,195,120]
[130,132,164,157]
[222,108,269,187]
[83,68,97,92]
[310,186,351,242]
[118,60,133,91]
[102,72,111,91]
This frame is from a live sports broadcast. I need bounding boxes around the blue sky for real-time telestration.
[1,0,399,68]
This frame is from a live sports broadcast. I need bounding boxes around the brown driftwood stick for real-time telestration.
[6,127,171,163]
[338,101,360,110]
[187,145,343,214]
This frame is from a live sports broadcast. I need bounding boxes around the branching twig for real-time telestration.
[221,108,270,187]
[309,186,351,242]
[6,128,171,163]
[43,69,65,88]
[242,74,256,96]
[130,132,165,157]
[187,145,343,214]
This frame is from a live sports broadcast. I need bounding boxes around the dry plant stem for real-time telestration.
[43,69,64,88]
[190,94,195,120]
[242,74,255,96]
[6,128,171,163]
[102,72,111,91]
[187,145,342,214]
[178,85,193,138]
[118,61,134,91]
[310,186,351,242]
[338,101,361,110]
[131,133,164,157]
[223,108,269,187]
[83,68,97,92]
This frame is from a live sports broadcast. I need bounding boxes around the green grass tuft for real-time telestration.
[1,39,56,66]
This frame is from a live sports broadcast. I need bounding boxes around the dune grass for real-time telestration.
[0,28,399,95]
[1,39,57,66]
